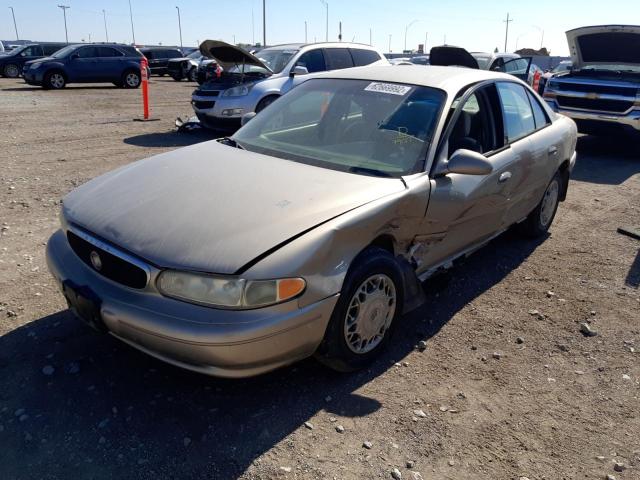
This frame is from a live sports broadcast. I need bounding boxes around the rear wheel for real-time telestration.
[315,247,404,372]
[122,70,141,88]
[3,63,20,78]
[44,71,66,89]
[519,171,561,237]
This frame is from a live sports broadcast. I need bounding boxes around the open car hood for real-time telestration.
[566,25,640,70]
[429,46,479,69]
[199,40,272,72]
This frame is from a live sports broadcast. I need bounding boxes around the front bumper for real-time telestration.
[191,91,259,131]
[22,68,43,85]
[46,229,338,378]
[545,98,640,132]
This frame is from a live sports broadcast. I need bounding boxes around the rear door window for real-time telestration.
[97,47,123,57]
[496,82,536,142]
[77,47,98,58]
[296,49,326,72]
[350,49,381,66]
[324,48,354,70]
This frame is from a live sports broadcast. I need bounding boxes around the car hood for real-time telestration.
[199,40,272,72]
[567,25,640,70]
[429,46,479,69]
[62,141,405,275]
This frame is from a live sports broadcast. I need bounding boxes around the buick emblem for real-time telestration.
[90,251,103,271]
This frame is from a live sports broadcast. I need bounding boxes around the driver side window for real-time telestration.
[448,84,503,157]
[296,49,326,73]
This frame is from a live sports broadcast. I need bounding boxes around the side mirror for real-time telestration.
[241,111,257,126]
[444,149,493,175]
[289,65,309,77]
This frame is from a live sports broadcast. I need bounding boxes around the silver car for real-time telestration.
[46,65,577,378]
[191,41,388,130]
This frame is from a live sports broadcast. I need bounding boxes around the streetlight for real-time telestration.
[57,5,70,44]
[404,19,418,52]
[320,0,328,42]
[175,6,183,51]
[102,9,109,42]
[127,0,136,45]
[8,7,19,40]
[262,0,266,47]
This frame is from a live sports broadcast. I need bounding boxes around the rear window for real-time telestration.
[324,48,354,70]
[350,49,381,66]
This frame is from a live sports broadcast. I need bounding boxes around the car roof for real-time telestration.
[306,64,521,94]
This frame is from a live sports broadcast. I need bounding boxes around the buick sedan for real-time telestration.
[46,65,577,377]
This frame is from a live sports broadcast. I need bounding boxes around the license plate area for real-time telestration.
[62,280,106,332]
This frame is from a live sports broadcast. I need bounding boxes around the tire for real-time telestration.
[3,63,20,78]
[122,70,141,88]
[159,73,165,77]
[171,74,182,81]
[315,247,404,372]
[43,70,66,90]
[519,171,561,237]
[188,67,198,82]
[255,95,279,113]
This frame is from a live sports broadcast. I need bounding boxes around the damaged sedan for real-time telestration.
[47,65,577,378]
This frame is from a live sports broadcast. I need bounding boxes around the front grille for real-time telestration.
[67,231,148,289]
[193,100,216,110]
[193,89,220,97]
[553,82,638,97]
[556,96,634,113]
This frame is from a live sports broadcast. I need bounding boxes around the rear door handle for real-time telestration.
[548,146,558,156]
[499,171,512,183]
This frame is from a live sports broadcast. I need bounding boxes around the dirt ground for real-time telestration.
[0,77,638,480]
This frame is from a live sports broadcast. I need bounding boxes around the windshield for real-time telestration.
[472,54,492,69]
[255,48,298,73]
[187,50,202,60]
[51,45,77,58]
[552,62,571,73]
[233,78,446,177]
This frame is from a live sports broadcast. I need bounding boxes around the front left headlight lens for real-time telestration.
[223,84,253,97]
[157,271,305,309]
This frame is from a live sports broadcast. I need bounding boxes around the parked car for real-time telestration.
[139,47,183,76]
[46,65,577,378]
[409,55,430,65]
[192,41,388,131]
[167,50,203,81]
[543,25,640,136]
[539,61,572,94]
[23,43,144,89]
[0,43,67,78]
[0,40,4,53]
[471,52,521,71]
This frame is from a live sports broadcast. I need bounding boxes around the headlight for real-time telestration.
[157,270,305,309]
[223,84,253,97]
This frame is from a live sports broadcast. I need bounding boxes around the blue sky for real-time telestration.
[1,0,638,55]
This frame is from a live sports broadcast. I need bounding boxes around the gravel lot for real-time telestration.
[0,77,639,480]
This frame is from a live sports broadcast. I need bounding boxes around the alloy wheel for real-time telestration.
[126,73,140,87]
[4,64,19,78]
[50,73,65,89]
[540,179,559,227]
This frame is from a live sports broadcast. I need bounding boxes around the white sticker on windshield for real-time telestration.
[364,82,412,96]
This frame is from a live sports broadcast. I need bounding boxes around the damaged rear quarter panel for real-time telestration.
[244,176,432,308]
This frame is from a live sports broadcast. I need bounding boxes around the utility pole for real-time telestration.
[262,0,266,47]
[252,8,255,45]
[338,21,342,42]
[404,19,417,52]
[320,0,328,42]
[102,9,109,42]
[8,7,19,40]
[57,5,70,43]
[175,6,183,51]
[388,34,392,53]
[305,21,308,43]
[503,12,513,52]
[540,30,545,49]
[128,0,136,45]
[369,28,372,46]
[424,32,428,52]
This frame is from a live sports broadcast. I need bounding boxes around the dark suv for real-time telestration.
[23,43,144,89]
[139,47,184,76]
[0,43,67,78]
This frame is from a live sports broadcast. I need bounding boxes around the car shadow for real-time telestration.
[625,249,640,288]
[123,130,220,148]
[571,135,640,185]
[1,85,122,91]
[0,230,544,479]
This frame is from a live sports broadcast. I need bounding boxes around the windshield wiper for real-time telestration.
[218,137,244,150]
[348,166,394,178]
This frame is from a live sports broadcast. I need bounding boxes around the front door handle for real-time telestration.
[499,171,512,183]
[548,146,558,156]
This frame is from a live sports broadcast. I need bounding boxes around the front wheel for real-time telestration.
[122,70,141,88]
[255,95,279,113]
[44,71,66,89]
[188,67,198,82]
[315,247,404,372]
[519,171,561,237]
[3,63,20,78]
